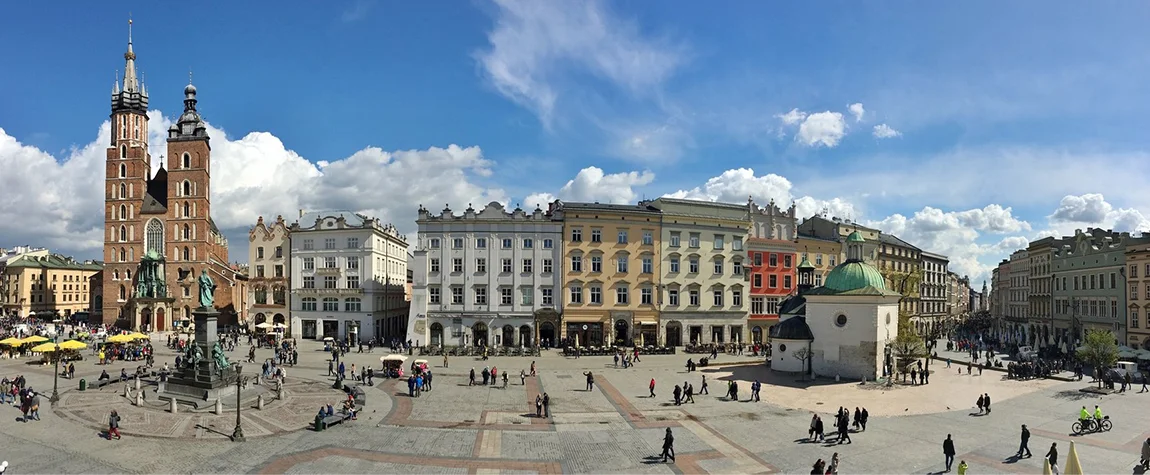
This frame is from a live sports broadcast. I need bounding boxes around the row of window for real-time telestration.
[302,256,359,271]
[431,257,554,274]
[1130,264,1150,278]
[429,286,553,306]
[251,286,286,305]
[1128,283,1150,301]
[749,252,795,268]
[300,297,362,312]
[301,237,360,251]
[1055,272,1119,292]
[426,285,747,308]
[254,246,284,260]
[301,275,361,289]
[1055,298,1120,319]
[429,237,555,250]
[252,264,285,278]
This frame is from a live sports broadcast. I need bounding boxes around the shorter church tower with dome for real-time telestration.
[769,231,902,380]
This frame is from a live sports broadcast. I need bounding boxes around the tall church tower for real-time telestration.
[102,20,151,324]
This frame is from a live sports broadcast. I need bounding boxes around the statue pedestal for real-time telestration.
[156,307,237,409]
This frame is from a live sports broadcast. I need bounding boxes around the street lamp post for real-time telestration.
[49,342,60,405]
[231,365,248,442]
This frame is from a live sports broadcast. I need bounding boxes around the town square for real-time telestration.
[4,2,1150,474]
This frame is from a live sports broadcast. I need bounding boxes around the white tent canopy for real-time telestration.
[380,354,408,363]
[255,322,274,329]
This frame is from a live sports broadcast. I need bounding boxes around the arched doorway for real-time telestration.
[273,313,287,336]
[665,322,682,347]
[539,322,556,347]
[430,323,444,346]
[273,313,285,325]
[156,307,166,331]
[473,323,489,347]
[502,325,514,347]
[614,319,629,346]
[519,325,533,347]
[140,308,152,332]
[751,326,763,344]
[255,313,267,325]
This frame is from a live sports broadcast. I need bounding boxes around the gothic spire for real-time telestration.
[122,18,140,93]
[111,17,149,115]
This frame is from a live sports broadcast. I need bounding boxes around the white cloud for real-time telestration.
[796,111,847,148]
[0,114,506,260]
[1044,193,1150,235]
[523,192,557,209]
[848,103,865,122]
[661,168,859,221]
[476,0,684,124]
[550,166,655,204]
[872,123,901,138]
[775,108,807,126]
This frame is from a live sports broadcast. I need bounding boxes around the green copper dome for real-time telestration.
[846,231,865,243]
[797,256,815,270]
[822,261,887,292]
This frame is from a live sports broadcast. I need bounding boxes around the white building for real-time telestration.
[247,215,290,332]
[289,211,408,342]
[770,232,901,380]
[407,202,563,348]
[917,251,949,336]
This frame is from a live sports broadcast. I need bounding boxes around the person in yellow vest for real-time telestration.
[957,460,968,475]
[98,349,106,365]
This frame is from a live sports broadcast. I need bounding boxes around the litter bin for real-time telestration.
[79,378,87,391]
[314,414,325,432]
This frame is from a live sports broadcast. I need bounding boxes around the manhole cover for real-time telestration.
[556,375,573,379]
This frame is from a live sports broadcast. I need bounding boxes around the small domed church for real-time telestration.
[769,231,901,380]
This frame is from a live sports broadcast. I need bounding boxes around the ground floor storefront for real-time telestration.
[560,310,660,347]
[250,308,289,336]
[747,316,778,344]
[419,313,536,348]
[292,311,374,342]
[661,312,747,346]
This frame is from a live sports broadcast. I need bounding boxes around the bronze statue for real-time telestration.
[211,341,230,372]
[185,344,204,368]
[197,269,216,309]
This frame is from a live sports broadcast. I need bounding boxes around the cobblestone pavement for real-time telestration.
[1,336,1147,473]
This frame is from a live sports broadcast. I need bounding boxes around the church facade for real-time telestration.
[100,25,241,329]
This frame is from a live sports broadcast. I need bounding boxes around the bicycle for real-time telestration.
[1071,415,1111,434]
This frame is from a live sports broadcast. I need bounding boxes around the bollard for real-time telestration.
[124,385,132,398]
[256,394,265,410]
[134,377,141,391]
[134,391,143,406]
[214,398,223,415]
[169,398,178,413]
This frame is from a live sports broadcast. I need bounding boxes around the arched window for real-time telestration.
[254,286,268,304]
[182,180,191,196]
[113,270,120,280]
[182,246,190,261]
[125,269,131,280]
[120,144,126,158]
[301,297,317,311]
[119,248,126,261]
[345,297,362,312]
[119,285,126,300]
[183,202,190,218]
[146,218,164,255]
[183,224,190,240]
[119,183,126,199]
[119,164,126,178]
[182,153,190,169]
[119,225,127,241]
[273,286,286,305]
[119,205,126,220]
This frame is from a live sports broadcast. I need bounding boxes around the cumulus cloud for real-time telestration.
[0,114,506,260]
[475,0,685,124]
[872,123,901,138]
[776,108,807,126]
[796,111,847,148]
[660,168,858,220]
[1049,193,1114,223]
[848,103,865,122]
[543,166,655,204]
[1037,193,1150,239]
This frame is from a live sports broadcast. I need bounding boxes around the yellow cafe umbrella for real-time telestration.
[128,332,150,340]
[107,334,135,344]
[30,342,59,353]
[0,337,23,346]
[1064,441,1083,475]
[1043,459,1052,475]
[58,340,88,350]
[20,335,48,344]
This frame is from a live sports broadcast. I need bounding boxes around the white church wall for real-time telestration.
[770,338,808,372]
[805,297,899,380]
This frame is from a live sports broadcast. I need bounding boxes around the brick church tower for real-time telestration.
[101,21,237,328]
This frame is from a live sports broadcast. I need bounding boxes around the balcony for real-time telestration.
[295,287,363,295]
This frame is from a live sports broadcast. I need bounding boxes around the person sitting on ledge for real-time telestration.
[98,369,111,381]
[325,404,335,417]
[119,368,129,381]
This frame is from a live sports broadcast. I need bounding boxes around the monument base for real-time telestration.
[155,307,238,409]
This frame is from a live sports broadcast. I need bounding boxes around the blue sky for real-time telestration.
[2,1,1150,285]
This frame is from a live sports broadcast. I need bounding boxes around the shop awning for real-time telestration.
[562,315,605,323]
[634,318,657,325]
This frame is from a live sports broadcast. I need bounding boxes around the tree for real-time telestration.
[891,320,929,381]
[1076,329,1118,388]
[792,346,813,381]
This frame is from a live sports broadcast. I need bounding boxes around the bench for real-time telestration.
[352,386,366,407]
[315,411,353,431]
[90,378,115,390]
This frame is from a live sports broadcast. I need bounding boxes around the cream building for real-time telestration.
[917,251,949,336]
[651,197,749,346]
[0,253,103,318]
[556,201,661,347]
[795,234,841,287]
[1124,236,1150,349]
[248,215,291,332]
[877,233,921,319]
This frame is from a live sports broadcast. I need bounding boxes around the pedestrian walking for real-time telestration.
[852,407,861,431]
[673,385,682,405]
[684,383,694,403]
[983,393,991,413]
[957,460,968,475]
[976,394,985,414]
[700,375,708,395]
[520,369,526,385]
[1046,442,1059,475]
[1017,424,1032,458]
[469,368,476,386]
[1139,437,1149,470]
[530,361,537,376]
[443,354,449,368]
[542,393,550,417]
[535,394,543,417]
[108,410,122,440]
[661,428,676,462]
[860,408,869,431]
[502,372,508,389]
[583,371,594,391]
[943,434,956,472]
[649,378,656,398]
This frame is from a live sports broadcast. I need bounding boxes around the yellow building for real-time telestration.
[1125,238,1150,349]
[877,234,922,318]
[555,201,661,347]
[795,234,842,287]
[0,253,104,318]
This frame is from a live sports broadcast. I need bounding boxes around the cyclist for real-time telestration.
[1079,406,1093,431]
[1094,405,1104,428]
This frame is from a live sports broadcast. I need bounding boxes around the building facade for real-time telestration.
[1124,236,1150,349]
[1051,228,1128,351]
[946,272,970,318]
[1008,249,1030,344]
[0,254,103,318]
[557,201,661,347]
[100,29,241,330]
[877,234,922,319]
[1026,237,1061,347]
[289,211,408,342]
[652,197,750,346]
[797,216,879,264]
[248,215,291,332]
[917,251,949,336]
[406,202,562,348]
[745,199,795,343]
[795,234,842,289]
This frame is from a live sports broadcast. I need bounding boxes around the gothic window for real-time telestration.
[119,164,126,178]
[182,180,191,197]
[182,246,190,261]
[119,285,126,300]
[125,269,131,280]
[182,224,190,240]
[273,286,286,305]
[119,183,126,199]
[120,144,126,158]
[183,202,190,218]
[255,286,268,304]
[181,153,190,169]
[146,218,164,255]
[119,205,127,221]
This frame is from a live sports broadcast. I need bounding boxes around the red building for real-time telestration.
[746,199,797,343]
